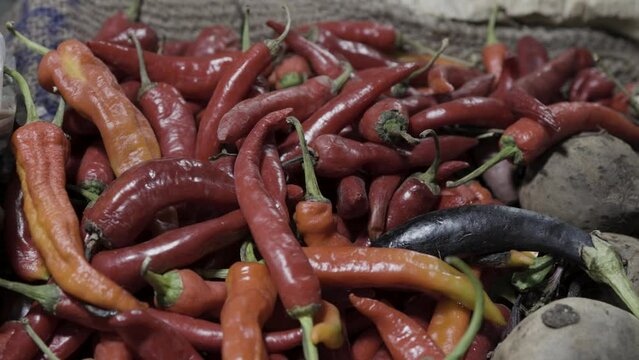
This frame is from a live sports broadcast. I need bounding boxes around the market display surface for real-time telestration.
[1,1,639,359]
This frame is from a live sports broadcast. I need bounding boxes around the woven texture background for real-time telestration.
[4,0,639,116]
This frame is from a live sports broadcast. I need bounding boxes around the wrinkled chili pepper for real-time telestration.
[3,177,48,282]
[235,108,321,359]
[6,67,145,311]
[94,333,133,360]
[37,322,92,360]
[336,175,369,220]
[195,8,292,160]
[185,24,240,56]
[358,98,420,146]
[75,140,114,196]
[300,20,400,53]
[516,35,548,76]
[503,86,558,131]
[350,294,445,360]
[448,101,639,186]
[289,117,352,247]
[428,64,482,94]
[313,28,398,70]
[482,5,507,88]
[94,0,158,51]
[569,67,615,102]
[368,175,403,240]
[109,309,203,360]
[269,54,312,89]
[131,34,197,158]
[0,305,57,360]
[221,261,277,359]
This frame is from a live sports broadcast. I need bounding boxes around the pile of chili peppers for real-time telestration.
[1,2,639,359]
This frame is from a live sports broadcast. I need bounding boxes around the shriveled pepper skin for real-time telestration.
[221,262,278,360]
[12,121,146,312]
[38,39,161,177]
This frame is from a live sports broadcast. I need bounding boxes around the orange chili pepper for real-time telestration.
[482,5,508,88]
[6,67,145,312]
[311,300,344,350]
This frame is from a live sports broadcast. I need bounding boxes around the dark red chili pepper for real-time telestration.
[3,177,49,282]
[267,20,344,78]
[367,175,403,240]
[428,65,482,94]
[482,5,507,88]
[408,97,514,135]
[268,54,312,89]
[610,83,638,114]
[82,158,237,252]
[131,35,197,159]
[62,109,99,137]
[91,209,247,292]
[36,322,92,360]
[336,175,369,220]
[569,68,615,102]
[399,95,438,115]
[349,294,445,360]
[262,137,289,218]
[94,0,158,52]
[450,73,495,99]
[352,328,384,360]
[185,25,240,56]
[94,333,133,360]
[195,9,292,160]
[504,86,558,131]
[372,347,393,360]
[120,80,141,103]
[217,66,351,147]
[286,183,305,210]
[109,309,203,360]
[438,181,499,210]
[301,21,400,53]
[161,40,191,56]
[313,28,397,70]
[75,140,114,196]
[358,98,420,146]
[86,41,238,101]
[0,305,58,360]
[516,35,548,76]
[489,56,518,100]
[235,108,322,359]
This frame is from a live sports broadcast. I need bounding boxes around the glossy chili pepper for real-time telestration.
[438,181,498,209]
[448,101,639,186]
[94,333,134,360]
[516,35,548,76]
[450,73,495,99]
[367,175,403,240]
[428,64,482,94]
[352,328,384,360]
[0,305,57,360]
[268,54,312,89]
[109,309,203,360]
[82,157,237,252]
[482,5,507,88]
[6,67,145,312]
[290,117,352,248]
[217,66,351,146]
[301,21,400,53]
[120,80,141,103]
[86,40,238,101]
[94,0,158,51]
[610,83,638,114]
[37,322,92,360]
[504,86,558,131]
[185,25,240,56]
[3,177,48,282]
[399,94,438,115]
[261,137,289,218]
[408,96,514,135]
[303,247,506,325]
[489,56,518,100]
[427,298,471,355]
[349,294,445,360]
[161,40,191,56]
[286,183,305,210]
[336,175,369,220]
[310,134,477,178]
[195,9,292,160]
[75,140,114,196]
[91,209,247,291]
[569,67,615,102]
[131,35,197,158]
[235,108,322,360]
[358,98,420,146]
[221,261,277,359]
[62,109,99,137]
[313,28,397,70]
[267,20,344,78]
[143,264,227,318]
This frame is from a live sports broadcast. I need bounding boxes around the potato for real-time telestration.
[493,297,639,360]
[519,132,639,236]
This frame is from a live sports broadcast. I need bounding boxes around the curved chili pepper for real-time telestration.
[91,209,247,291]
[301,21,399,53]
[367,175,403,240]
[438,181,497,209]
[94,0,158,51]
[217,66,351,146]
[516,35,548,76]
[3,177,48,282]
[352,328,384,360]
[109,309,203,360]
[313,28,397,70]
[131,35,196,158]
[261,137,289,218]
[185,24,240,56]
[569,67,615,102]
[75,140,114,196]
[289,117,351,247]
[399,95,437,115]
[610,83,638,114]
[267,20,343,78]
[142,263,227,318]
[504,86,558,131]
[471,139,517,204]
[286,183,305,210]
[36,322,92,360]
[119,80,141,102]
[82,158,237,252]
[408,97,514,135]
[427,298,471,355]
[358,98,420,146]
[482,5,507,88]
[161,40,191,56]
[349,294,445,360]
[312,300,344,350]
[235,108,321,359]
[94,333,133,360]
[448,102,639,186]
[489,56,518,100]
[195,9,291,160]
[0,305,57,360]
[428,64,482,94]
[336,175,369,220]
[61,109,99,137]
[6,67,145,312]
[268,54,312,89]
[221,261,277,359]
[450,73,495,99]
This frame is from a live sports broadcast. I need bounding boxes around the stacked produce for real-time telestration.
[1,2,639,359]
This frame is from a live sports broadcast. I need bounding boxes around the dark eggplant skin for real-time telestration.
[372,204,592,263]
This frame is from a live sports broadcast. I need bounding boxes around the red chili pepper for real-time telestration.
[185,25,240,56]
[301,21,400,53]
[61,109,99,137]
[358,98,420,146]
[372,347,393,360]
[286,183,305,210]
[120,80,141,103]
[489,55,518,100]
[75,140,114,196]
[610,83,638,114]
[438,181,498,209]
[569,68,615,102]
[482,5,507,88]
[94,333,133,360]
[267,20,344,78]
[0,305,58,360]
[36,322,92,360]
[161,40,191,56]
[516,35,548,76]
[349,294,445,360]
[428,64,482,94]
[336,175,369,220]
[268,54,313,89]
[313,28,397,70]
[400,95,438,115]
[261,137,289,219]
[131,35,197,158]
[86,41,238,101]
[368,175,403,240]
[94,0,158,51]
[195,9,292,160]
[352,328,384,360]
[504,86,558,131]
[450,73,496,99]
[235,108,322,359]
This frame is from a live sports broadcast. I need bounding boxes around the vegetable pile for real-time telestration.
[1,2,639,359]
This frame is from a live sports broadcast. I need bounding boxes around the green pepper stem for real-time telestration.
[52,95,65,127]
[66,184,99,202]
[265,5,291,55]
[298,315,319,360]
[140,257,182,308]
[129,33,154,99]
[376,110,419,146]
[444,257,484,360]
[287,117,328,202]
[485,4,500,45]
[414,129,441,195]
[241,7,251,52]
[595,55,639,121]
[391,38,448,97]
[21,318,61,360]
[3,66,39,123]
[278,72,305,89]
[240,241,258,263]
[401,37,474,68]
[0,277,60,313]
[197,268,229,279]
[331,62,353,94]
[124,0,143,22]
[5,22,50,55]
